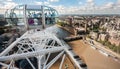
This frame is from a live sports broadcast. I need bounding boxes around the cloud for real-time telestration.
[7,0,12,1]
[117,0,120,3]
[0,1,17,9]
[115,0,120,8]
[50,5,65,13]
[50,5,78,14]
[50,0,120,14]
[0,0,17,14]
[51,5,85,14]
[87,0,93,3]
[48,0,59,2]
[44,1,49,5]
[34,1,43,5]
[0,0,12,2]
[0,0,120,14]
[105,2,114,8]
[34,1,49,5]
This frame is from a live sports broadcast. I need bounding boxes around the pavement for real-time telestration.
[86,38,120,63]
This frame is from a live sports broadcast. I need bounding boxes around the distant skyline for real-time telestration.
[0,0,120,14]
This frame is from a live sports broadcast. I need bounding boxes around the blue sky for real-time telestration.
[0,0,120,14]
[11,0,117,7]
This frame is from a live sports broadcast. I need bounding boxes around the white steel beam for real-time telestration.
[26,57,36,69]
[0,47,64,61]
[0,31,28,56]
[23,4,29,30]
[41,6,45,29]
[59,54,66,69]
[0,62,18,69]
[18,45,36,69]
[43,53,51,67]
[44,51,64,69]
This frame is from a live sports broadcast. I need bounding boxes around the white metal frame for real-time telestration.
[0,27,87,69]
[0,29,65,69]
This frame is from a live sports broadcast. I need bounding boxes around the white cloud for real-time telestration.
[44,1,49,5]
[51,1,120,15]
[105,2,114,8]
[118,0,120,3]
[87,0,93,3]
[34,1,43,5]
[0,0,120,14]
[86,0,95,8]
[51,5,86,14]
[0,0,17,14]
[34,1,50,5]
[0,0,12,2]
[48,0,59,2]
[7,0,12,1]
[33,0,120,14]
[50,5,76,14]
[115,0,120,8]
[0,1,17,9]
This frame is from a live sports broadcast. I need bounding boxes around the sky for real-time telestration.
[0,0,120,14]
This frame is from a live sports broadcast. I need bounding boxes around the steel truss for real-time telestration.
[0,27,87,69]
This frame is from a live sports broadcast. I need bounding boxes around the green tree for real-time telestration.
[110,44,116,52]
[57,22,65,26]
[108,44,114,49]
[117,44,120,54]
[113,46,117,52]
[101,41,106,45]
[105,41,111,46]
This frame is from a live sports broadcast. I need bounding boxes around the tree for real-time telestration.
[117,43,120,54]
[108,44,114,49]
[110,44,117,52]
[113,46,117,52]
[57,22,65,26]
[101,41,106,45]
[105,41,111,46]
